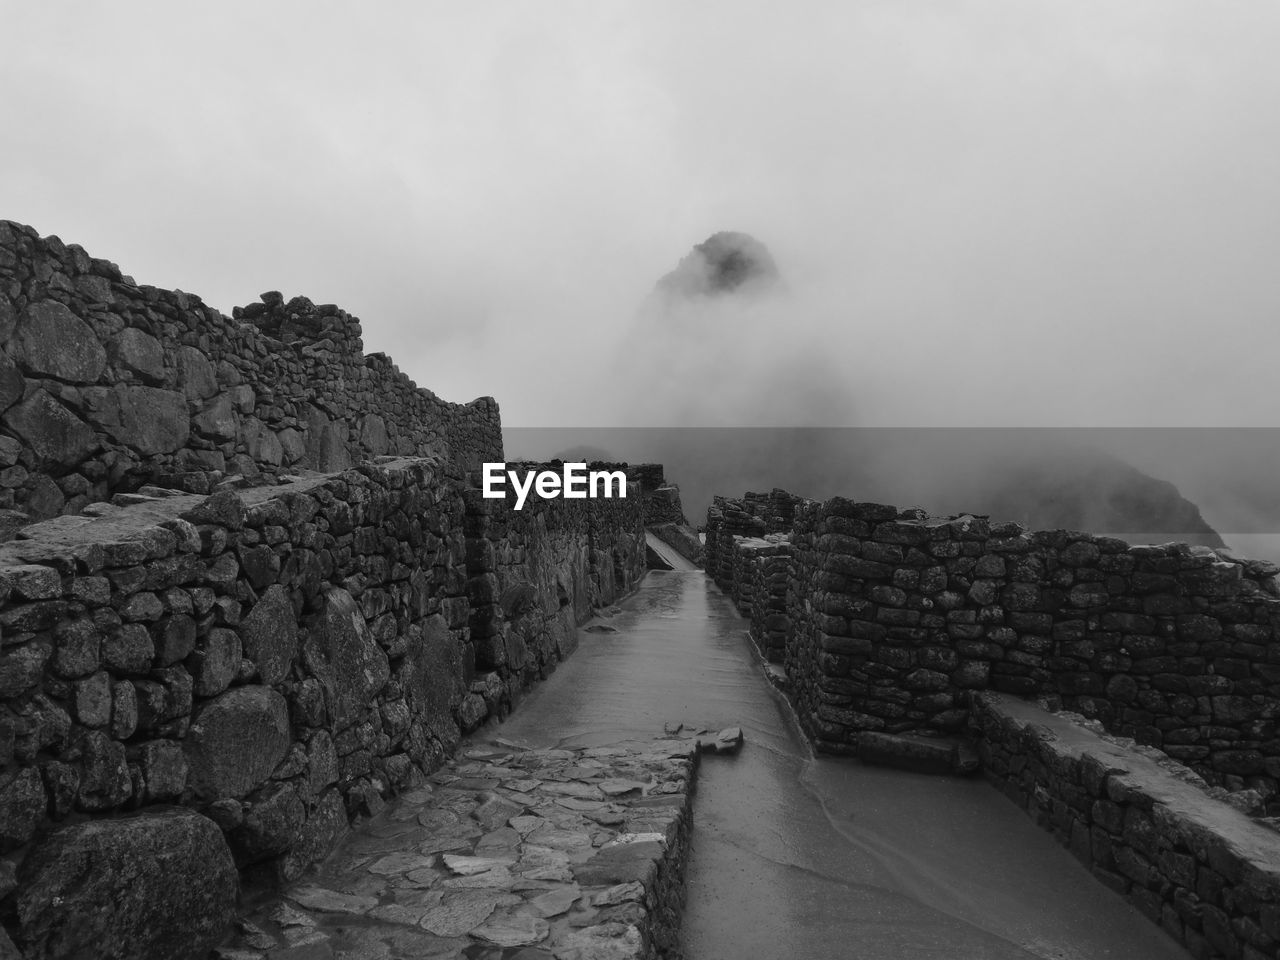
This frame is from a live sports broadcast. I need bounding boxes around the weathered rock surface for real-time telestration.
[185,685,291,799]
[108,327,166,384]
[12,808,237,960]
[15,300,107,383]
[2,390,98,469]
[0,768,46,852]
[239,584,298,685]
[401,613,464,748]
[0,357,23,413]
[303,587,390,732]
[83,383,190,455]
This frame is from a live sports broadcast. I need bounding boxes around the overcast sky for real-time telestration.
[4,1,1279,429]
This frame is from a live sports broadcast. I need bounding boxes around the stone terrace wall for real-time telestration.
[708,492,1280,801]
[976,693,1280,960]
[0,456,646,950]
[0,220,501,525]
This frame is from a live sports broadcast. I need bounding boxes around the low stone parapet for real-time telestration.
[974,691,1280,958]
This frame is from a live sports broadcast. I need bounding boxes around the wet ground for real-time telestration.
[223,740,698,959]
[494,569,1189,960]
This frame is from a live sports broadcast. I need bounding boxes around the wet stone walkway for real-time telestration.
[215,734,715,960]
[214,569,1189,960]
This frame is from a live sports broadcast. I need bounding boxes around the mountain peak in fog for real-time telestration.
[655,231,780,299]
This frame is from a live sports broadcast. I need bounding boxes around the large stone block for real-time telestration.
[2,390,99,468]
[16,300,106,383]
[176,345,218,400]
[0,356,23,413]
[83,383,189,455]
[189,627,241,697]
[0,640,52,699]
[139,738,188,801]
[239,583,298,685]
[401,613,464,750]
[305,406,352,472]
[0,292,14,342]
[12,808,237,960]
[185,685,291,800]
[0,767,46,853]
[193,393,238,441]
[76,730,131,811]
[244,417,284,467]
[280,787,348,881]
[109,327,166,385]
[302,587,390,733]
[359,413,389,456]
[229,779,306,865]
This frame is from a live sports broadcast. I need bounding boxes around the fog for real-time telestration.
[4,2,1280,542]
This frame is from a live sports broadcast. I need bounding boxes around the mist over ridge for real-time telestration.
[5,3,1278,549]
[517,230,1252,550]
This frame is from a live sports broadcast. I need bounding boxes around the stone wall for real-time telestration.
[975,692,1280,960]
[704,490,803,589]
[0,220,501,526]
[738,538,792,663]
[464,462,647,716]
[0,457,646,954]
[708,492,1280,801]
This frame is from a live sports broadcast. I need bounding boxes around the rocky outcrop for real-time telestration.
[653,231,780,299]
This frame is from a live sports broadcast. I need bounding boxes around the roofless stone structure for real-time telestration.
[0,223,671,958]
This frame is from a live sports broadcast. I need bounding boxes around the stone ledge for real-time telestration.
[216,736,699,959]
[974,692,1280,958]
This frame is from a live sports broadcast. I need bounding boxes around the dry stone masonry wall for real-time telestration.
[705,491,804,660]
[0,220,501,528]
[711,488,1280,956]
[0,457,645,957]
[708,492,1280,802]
[0,222,658,959]
[976,692,1280,960]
